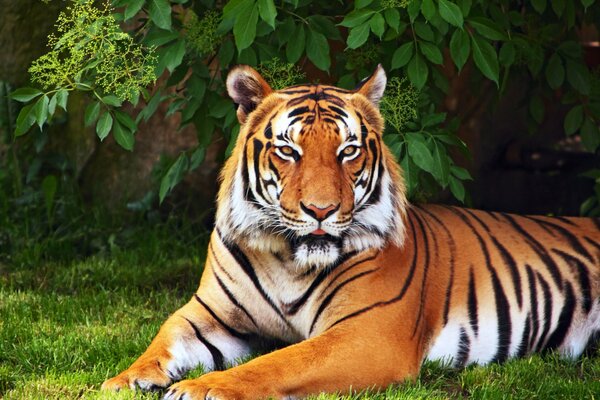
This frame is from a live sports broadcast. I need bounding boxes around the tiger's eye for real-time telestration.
[342,146,359,156]
[280,146,294,156]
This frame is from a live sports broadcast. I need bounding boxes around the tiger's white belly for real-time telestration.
[426,300,600,366]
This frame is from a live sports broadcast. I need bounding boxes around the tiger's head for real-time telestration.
[216,65,407,271]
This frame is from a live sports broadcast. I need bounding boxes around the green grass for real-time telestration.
[2,222,600,399]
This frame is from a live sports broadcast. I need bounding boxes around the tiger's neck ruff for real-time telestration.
[215,65,407,272]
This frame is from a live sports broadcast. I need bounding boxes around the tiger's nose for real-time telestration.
[300,202,340,222]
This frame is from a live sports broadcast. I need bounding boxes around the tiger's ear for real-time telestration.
[226,65,273,124]
[355,64,387,107]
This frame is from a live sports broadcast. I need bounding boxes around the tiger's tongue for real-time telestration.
[311,228,327,235]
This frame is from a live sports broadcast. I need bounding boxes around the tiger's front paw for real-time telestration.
[163,372,257,400]
[102,359,173,392]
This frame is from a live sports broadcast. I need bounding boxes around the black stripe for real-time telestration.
[411,211,432,337]
[584,236,600,254]
[328,105,348,118]
[501,213,564,291]
[544,281,576,351]
[282,251,359,315]
[552,249,592,313]
[525,265,540,351]
[491,236,523,308]
[309,268,378,335]
[530,217,594,263]
[183,317,225,371]
[416,206,456,326]
[535,272,553,352]
[446,208,511,362]
[327,215,421,329]
[194,294,250,340]
[288,106,310,118]
[468,267,479,337]
[264,120,273,139]
[455,327,470,367]
[318,252,376,297]
[222,239,289,325]
[210,246,259,328]
[517,313,531,358]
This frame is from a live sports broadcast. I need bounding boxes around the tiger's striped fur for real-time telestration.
[102,65,600,399]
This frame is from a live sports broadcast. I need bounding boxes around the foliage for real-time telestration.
[8,0,600,205]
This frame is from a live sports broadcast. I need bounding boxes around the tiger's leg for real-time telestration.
[101,293,254,391]
[164,308,423,400]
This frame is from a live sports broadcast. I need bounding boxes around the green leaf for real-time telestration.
[10,87,43,102]
[531,0,547,13]
[124,0,145,20]
[400,155,418,197]
[407,0,422,23]
[55,89,68,111]
[564,105,583,136]
[339,10,375,28]
[414,21,434,41]
[471,35,499,85]
[223,0,253,19]
[114,110,137,133]
[529,95,544,124]
[407,134,434,173]
[32,95,49,130]
[451,165,472,180]
[234,3,259,51]
[439,0,464,27]
[148,0,172,30]
[306,29,330,71]
[144,28,179,47]
[159,154,189,203]
[42,175,58,216]
[48,94,57,118]
[308,16,342,41]
[286,24,305,63]
[449,175,466,202]
[421,0,436,21]
[356,0,374,8]
[431,140,450,186]
[96,112,113,141]
[582,0,595,9]
[164,39,186,73]
[468,17,506,41]
[422,112,446,128]
[369,13,385,38]
[384,8,400,31]
[449,29,470,71]
[581,117,600,152]
[84,102,101,127]
[420,42,443,64]
[14,104,36,136]
[258,0,277,28]
[347,22,370,49]
[566,60,591,95]
[498,42,515,67]
[190,147,207,170]
[551,0,565,16]
[408,52,428,89]
[113,120,135,151]
[457,0,472,17]
[391,42,414,70]
[545,53,564,89]
[102,95,122,107]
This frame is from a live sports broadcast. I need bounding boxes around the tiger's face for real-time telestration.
[217,65,407,271]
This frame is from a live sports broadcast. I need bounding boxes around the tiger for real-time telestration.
[102,65,600,399]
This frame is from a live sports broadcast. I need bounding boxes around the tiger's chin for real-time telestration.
[291,234,342,270]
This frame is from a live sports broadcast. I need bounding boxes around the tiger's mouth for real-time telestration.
[288,233,343,268]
